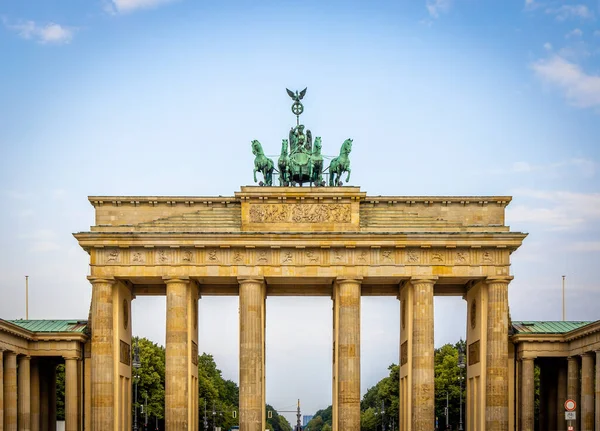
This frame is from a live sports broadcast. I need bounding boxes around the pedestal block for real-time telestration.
[4,351,17,431]
[332,277,361,431]
[18,355,31,431]
[581,353,594,431]
[485,277,511,431]
[520,358,534,431]
[239,277,266,431]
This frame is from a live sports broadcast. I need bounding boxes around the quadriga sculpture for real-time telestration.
[309,137,324,186]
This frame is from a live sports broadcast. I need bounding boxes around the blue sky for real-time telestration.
[1,0,599,421]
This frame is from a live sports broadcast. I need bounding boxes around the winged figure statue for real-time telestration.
[286,88,307,103]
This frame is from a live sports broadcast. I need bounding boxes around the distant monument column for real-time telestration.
[18,355,31,431]
[485,276,512,431]
[238,277,266,431]
[88,276,116,430]
[520,357,535,431]
[4,351,18,431]
[581,352,594,431]
[164,277,199,431]
[332,277,362,431]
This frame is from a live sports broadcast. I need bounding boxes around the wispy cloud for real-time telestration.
[19,229,62,253]
[546,4,594,21]
[543,42,553,51]
[426,0,451,18]
[531,55,600,109]
[568,241,600,252]
[524,0,542,11]
[511,158,597,177]
[4,19,73,44]
[508,189,600,231]
[565,28,583,38]
[108,0,178,13]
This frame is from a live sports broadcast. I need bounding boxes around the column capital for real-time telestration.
[568,355,580,362]
[87,276,116,285]
[335,276,363,284]
[18,354,31,360]
[63,356,80,361]
[485,276,514,285]
[581,351,594,358]
[520,355,536,362]
[409,276,438,285]
[237,276,265,285]
[162,276,190,284]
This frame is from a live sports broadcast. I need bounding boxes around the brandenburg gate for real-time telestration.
[75,186,526,431]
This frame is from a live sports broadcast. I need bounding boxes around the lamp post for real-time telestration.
[133,338,141,431]
[458,340,466,431]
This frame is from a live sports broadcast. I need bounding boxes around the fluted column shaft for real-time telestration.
[520,358,535,431]
[239,278,266,431]
[18,355,31,431]
[88,277,115,430]
[0,350,4,429]
[30,360,40,431]
[334,278,361,431]
[48,365,56,431]
[596,351,600,431]
[581,353,594,431]
[65,358,79,431]
[485,277,511,431]
[411,277,436,431]
[567,356,581,431]
[4,351,18,431]
[165,278,190,430]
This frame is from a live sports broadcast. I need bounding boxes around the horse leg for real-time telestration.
[346,167,351,183]
[254,168,258,183]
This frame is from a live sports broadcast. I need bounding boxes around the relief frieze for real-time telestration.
[248,203,351,223]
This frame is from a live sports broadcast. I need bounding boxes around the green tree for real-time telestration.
[360,407,379,431]
[322,424,332,431]
[132,337,166,423]
[266,404,293,431]
[434,341,466,429]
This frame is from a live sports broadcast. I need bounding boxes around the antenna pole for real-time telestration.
[25,275,29,320]
[562,275,566,321]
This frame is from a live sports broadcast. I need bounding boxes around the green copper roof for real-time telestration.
[6,319,87,333]
[512,321,593,334]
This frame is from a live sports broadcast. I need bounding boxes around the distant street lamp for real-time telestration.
[458,340,466,431]
[133,339,141,431]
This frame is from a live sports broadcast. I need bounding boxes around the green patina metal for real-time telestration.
[512,320,593,334]
[251,88,353,187]
[7,319,88,333]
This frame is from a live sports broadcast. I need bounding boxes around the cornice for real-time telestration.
[0,319,34,340]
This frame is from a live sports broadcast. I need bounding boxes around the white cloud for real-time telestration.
[531,55,600,108]
[426,0,451,18]
[565,28,583,38]
[110,0,177,13]
[546,4,593,21]
[543,42,553,51]
[508,189,600,231]
[524,0,542,11]
[6,20,73,44]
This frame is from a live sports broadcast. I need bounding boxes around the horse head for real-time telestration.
[313,137,322,154]
[341,138,353,155]
[281,139,288,153]
[251,140,263,156]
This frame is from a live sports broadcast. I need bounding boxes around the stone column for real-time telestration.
[88,276,115,430]
[411,277,436,431]
[0,350,4,429]
[520,358,535,431]
[485,276,511,431]
[65,358,79,431]
[333,277,361,431]
[581,353,594,431]
[567,356,580,431]
[30,360,40,431]
[165,277,198,430]
[18,355,31,431]
[238,277,266,431]
[596,350,600,431]
[39,364,49,431]
[557,359,567,431]
[4,351,18,431]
